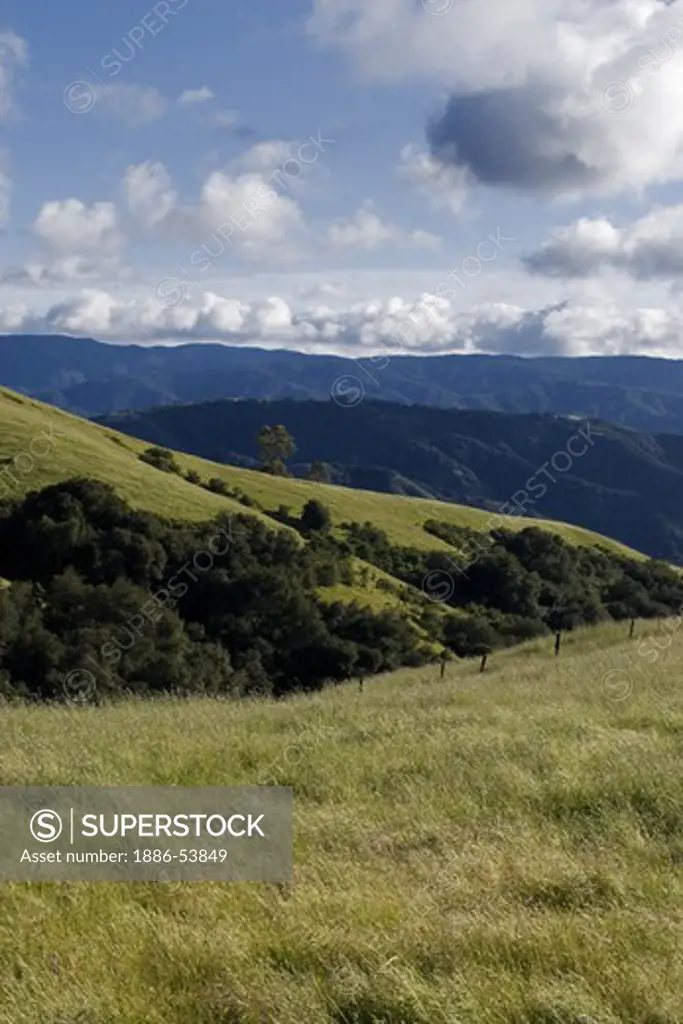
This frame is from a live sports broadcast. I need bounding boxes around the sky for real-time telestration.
[4,0,683,357]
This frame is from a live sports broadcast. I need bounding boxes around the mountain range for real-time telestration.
[4,333,683,434]
[5,333,683,563]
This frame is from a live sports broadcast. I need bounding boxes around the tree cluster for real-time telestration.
[0,480,430,701]
[343,521,683,657]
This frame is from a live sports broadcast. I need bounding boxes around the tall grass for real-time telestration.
[1,620,682,1022]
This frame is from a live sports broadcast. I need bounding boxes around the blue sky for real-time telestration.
[3,0,683,357]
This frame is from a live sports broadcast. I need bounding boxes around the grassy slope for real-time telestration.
[0,386,641,560]
[0,387,266,525]
[183,462,642,556]
[1,619,682,1023]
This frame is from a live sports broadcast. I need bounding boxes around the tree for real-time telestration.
[467,549,541,618]
[300,499,331,535]
[443,614,499,658]
[257,425,296,476]
[308,461,331,484]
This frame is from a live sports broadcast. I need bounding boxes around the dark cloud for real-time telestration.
[522,246,599,278]
[426,84,598,193]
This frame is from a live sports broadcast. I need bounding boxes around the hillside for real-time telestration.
[5,333,683,435]
[2,620,683,1022]
[98,397,683,563]
[7,384,683,701]
[0,387,637,559]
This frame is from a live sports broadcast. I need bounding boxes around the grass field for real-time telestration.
[1,619,682,1023]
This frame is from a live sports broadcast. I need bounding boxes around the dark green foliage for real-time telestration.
[270,503,298,529]
[308,461,331,483]
[200,479,260,509]
[424,519,487,552]
[257,424,296,476]
[0,479,431,701]
[185,469,201,485]
[443,615,499,658]
[300,499,331,535]
[342,520,683,657]
[139,446,180,474]
[321,602,430,674]
[466,548,542,618]
[2,475,682,702]
[206,477,230,495]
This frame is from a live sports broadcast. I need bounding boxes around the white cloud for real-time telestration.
[95,83,166,125]
[8,280,683,360]
[176,87,246,132]
[178,86,215,105]
[327,205,399,250]
[192,167,306,264]
[309,0,683,200]
[2,256,126,287]
[0,301,27,331]
[0,30,27,119]
[525,205,683,279]
[398,145,470,215]
[117,142,318,266]
[308,0,666,95]
[250,296,293,332]
[34,199,123,255]
[296,281,349,302]
[8,137,314,288]
[213,109,242,130]
[235,140,297,173]
[201,293,248,333]
[123,161,178,228]
[5,186,134,287]
[43,289,121,336]
[326,201,441,250]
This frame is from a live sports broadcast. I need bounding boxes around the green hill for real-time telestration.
[98,396,683,563]
[1,620,682,1022]
[0,386,640,560]
[0,385,647,652]
[4,383,680,703]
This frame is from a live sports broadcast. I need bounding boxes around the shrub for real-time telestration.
[300,499,332,535]
[139,447,181,474]
[206,478,229,495]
